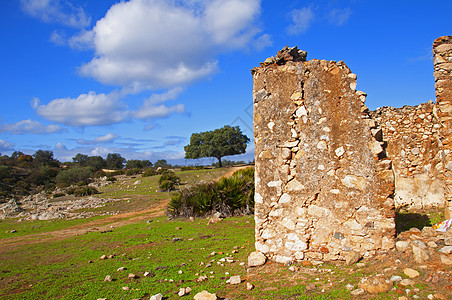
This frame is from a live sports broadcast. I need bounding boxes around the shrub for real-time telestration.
[126,168,141,176]
[142,168,157,177]
[67,186,98,197]
[159,170,180,192]
[106,176,116,182]
[167,167,254,219]
[55,167,92,185]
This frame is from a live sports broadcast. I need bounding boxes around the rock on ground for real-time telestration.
[248,251,266,267]
[150,294,163,300]
[194,290,217,300]
[358,275,392,293]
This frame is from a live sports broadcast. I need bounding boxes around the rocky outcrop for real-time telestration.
[252,47,395,263]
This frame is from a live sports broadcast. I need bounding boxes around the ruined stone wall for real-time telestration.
[433,36,452,218]
[253,48,395,263]
[369,102,445,209]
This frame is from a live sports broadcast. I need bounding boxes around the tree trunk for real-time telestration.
[217,157,222,168]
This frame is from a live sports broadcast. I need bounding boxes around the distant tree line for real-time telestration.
[0,150,177,202]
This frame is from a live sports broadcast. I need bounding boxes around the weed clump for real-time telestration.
[167,167,254,219]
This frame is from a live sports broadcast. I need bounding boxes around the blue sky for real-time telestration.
[0,0,450,164]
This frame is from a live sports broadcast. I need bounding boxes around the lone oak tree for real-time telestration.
[184,125,250,167]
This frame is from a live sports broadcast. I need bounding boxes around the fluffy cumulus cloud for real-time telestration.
[287,7,315,35]
[0,119,66,134]
[20,0,91,28]
[34,92,128,126]
[73,0,263,90]
[77,133,120,145]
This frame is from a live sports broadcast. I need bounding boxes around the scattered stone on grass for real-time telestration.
[390,275,402,282]
[345,284,354,291]
[104,275,112,282]
[246,282,254,290]
[358,275,392,293]
[248,251,266,267]
[228,275,241,285]
[100,255,107,260]
[399,279,415,286]
[117,267,125,271]
[403,268,420,278]
[150,293,163,300]
[128,273,137,279]
[194,290,217,300]
[350,288,365,296]
[122,286,129,291]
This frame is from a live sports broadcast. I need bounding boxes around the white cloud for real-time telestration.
[254,34,273,51]
[133,104,185,121]
[95,133,119,143]
[0,119,66,134]
[55,142,67,150]
[74,0,263,90]
[0,140,15,151]
[287,7,315,35]
[20,0,91,28]
[34,91,128,126]
[78,133,120,145]
[49,30,67,46]
[132,88,185,120]
[328,8,351,26]
[144,124,158,131]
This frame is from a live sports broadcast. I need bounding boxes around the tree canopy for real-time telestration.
[184,125,250,167]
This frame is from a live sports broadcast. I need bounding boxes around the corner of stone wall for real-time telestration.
[433,35,452,218]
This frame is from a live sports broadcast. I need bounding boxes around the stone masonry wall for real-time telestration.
[433,36,452,218]
[252,48,395,263]
[369,102,445,209]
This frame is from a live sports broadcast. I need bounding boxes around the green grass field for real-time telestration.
[0,167,448,299]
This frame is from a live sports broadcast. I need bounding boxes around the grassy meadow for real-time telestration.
[0,167,447,299]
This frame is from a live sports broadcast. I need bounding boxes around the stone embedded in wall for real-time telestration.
[433,35,452,218]
[252,47,396,263]
[370,103,445,209]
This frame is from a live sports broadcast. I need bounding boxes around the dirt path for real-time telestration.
[0,166,252,253]
[0,200,169,253]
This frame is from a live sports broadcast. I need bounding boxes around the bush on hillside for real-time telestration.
[67,186,98,197]
[142,168,158,177]
[126,168,141,176]
[166,167,254,219]
[159,170,180,192]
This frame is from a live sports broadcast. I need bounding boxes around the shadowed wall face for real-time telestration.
[252,50,395,263]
